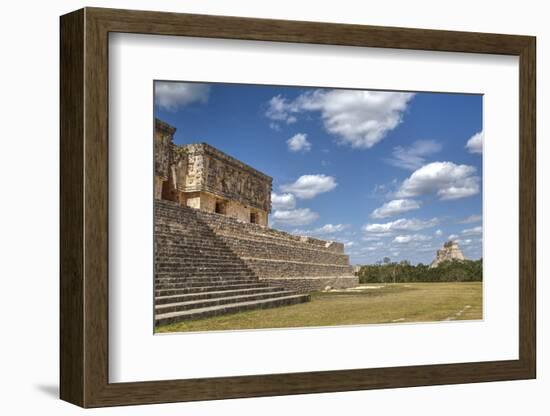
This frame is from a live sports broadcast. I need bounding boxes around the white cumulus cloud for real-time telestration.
[435,229,443,236]
[370,199,421,219]
[271,208,319,226]
[458,214,482,224]
[271,192,296,210]
[281,174,337,199]
[363,217,439,234]
[393,234,431,244]
[292,223,349,236]
[461,226,482,236]
[265,89,415,149]
[265,95,299,124]
[386,140,442,170]
[315,224,348,234]
[466,131,483,154]
[287,133,312,152]
[397,161,480,200]
[155,82,210,111]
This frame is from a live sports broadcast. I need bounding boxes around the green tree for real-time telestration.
[358,259,482,284]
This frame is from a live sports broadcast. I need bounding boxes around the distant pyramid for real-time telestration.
[430,240,466,268]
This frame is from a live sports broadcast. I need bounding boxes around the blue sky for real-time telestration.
[154,81,483,265]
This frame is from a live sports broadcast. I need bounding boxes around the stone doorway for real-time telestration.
[215,200,226,215]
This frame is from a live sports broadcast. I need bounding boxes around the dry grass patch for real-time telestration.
[156,282,482,333]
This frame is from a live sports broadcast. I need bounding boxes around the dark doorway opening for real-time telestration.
[215,201,226,214]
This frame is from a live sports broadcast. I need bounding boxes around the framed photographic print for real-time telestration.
[60,7,536,408]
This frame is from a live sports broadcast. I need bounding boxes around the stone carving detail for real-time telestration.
[154,118,272,226]
[430,240,466,268]
[197,146,272,212]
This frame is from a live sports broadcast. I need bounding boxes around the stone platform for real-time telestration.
[154,200,357,326]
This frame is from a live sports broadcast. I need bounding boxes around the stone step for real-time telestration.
[155,283,270,296]
[154,226,215,234]
[241,258,353,277]
[155,246,237,256]
[155,279,261,289]
[155,276,257,282]
[155,252,243,261]
[155,280,260,290]
[155,293,311,326]
[154,261,253,270]
[155,266,253,274]
[157,290,299,314]
[155,268,255,276]
[154,257,250,267]
[155,265,255,274]
[157,288,300,314]
[156,272,256,280]
[155,269,255,276]
[155,230,222,238]
[155,286,288,305]
[155,239,230,251]
[155,270,255,277]
[154,221,212,228]
[216,238,350,264]
[154,225,211,234]
[155,271,258,282]
[216,232,330,248]
[155,233,224,243]
[155,223,211,231]
[155,247,238,255]
[156,202,345,252]
[156,257,245,266]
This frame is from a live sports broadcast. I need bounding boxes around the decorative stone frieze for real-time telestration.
[154,118,272,226]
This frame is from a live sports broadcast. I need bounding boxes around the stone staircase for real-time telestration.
[178,202,357,293]
[155,200,310,326]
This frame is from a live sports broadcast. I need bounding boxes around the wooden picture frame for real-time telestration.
[60,7,536,408]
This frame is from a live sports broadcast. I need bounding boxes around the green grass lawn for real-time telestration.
[156,282,482,334]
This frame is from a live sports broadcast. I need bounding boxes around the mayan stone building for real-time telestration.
[154,119,357,326]
[154,119,271,226]
[430,240,466,268]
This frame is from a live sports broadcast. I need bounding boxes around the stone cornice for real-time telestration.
[181,143,273,184]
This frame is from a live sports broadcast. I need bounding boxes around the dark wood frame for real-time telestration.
[60,7,536,408]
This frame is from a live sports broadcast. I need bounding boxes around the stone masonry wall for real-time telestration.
[154,119,176,180]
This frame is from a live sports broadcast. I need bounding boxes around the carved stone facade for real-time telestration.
[430,240,466,268]
[154,118,272,226]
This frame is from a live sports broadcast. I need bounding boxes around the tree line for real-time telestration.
[357,258,482,283]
